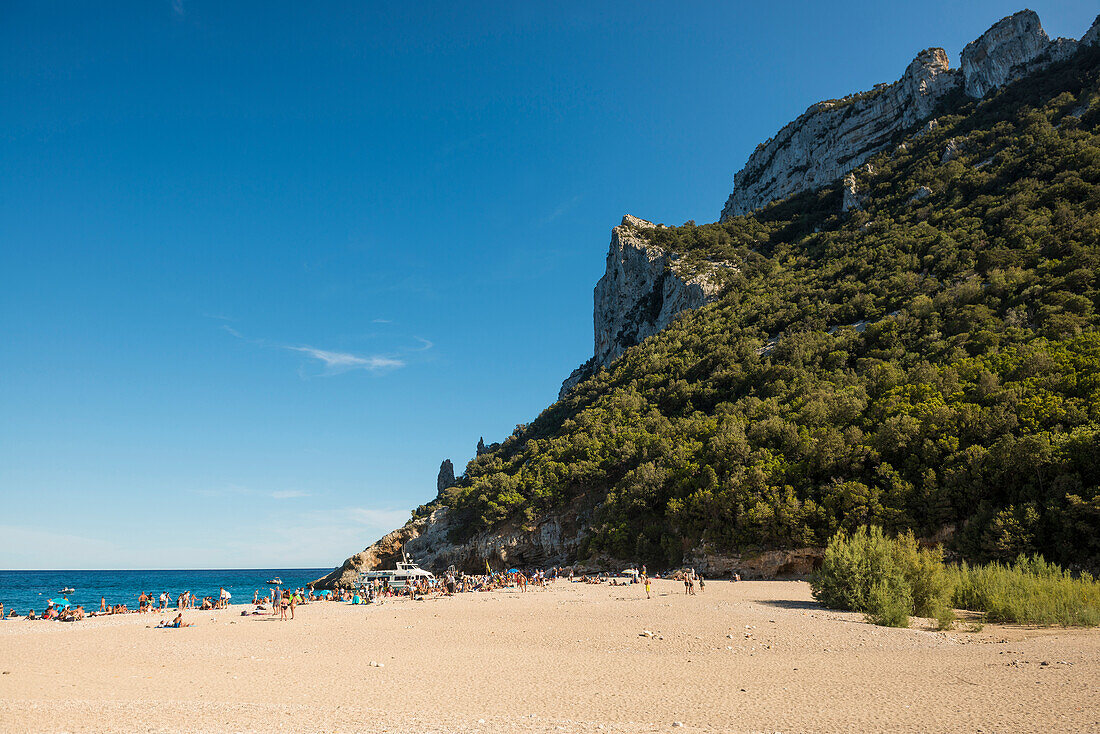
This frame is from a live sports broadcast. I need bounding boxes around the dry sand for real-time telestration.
[0,579,1097,733]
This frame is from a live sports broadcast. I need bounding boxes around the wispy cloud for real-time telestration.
[191,485,312,501]
[540,194,582,225]
[286,346,404,373]
[372,318,392,324]
[270,490,311,499]
[411,337,433,352]
[171,0,184,16]
[346,507,413,528]
[219,325,405,376]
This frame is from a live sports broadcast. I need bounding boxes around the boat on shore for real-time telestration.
[356,553,434,590]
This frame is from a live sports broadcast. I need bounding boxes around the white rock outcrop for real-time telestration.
[720,47,957,220]
[960,10,1074,98]
[559,215,734,399]
[1083,15,1100,48]
[720,10,1098,221]
[841,163,874,213]
[910,185,933,203]
[941,137,964,163]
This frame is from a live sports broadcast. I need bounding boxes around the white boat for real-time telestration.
[357,553,434,590]
[60,587,75,594]
[266,577,283,585]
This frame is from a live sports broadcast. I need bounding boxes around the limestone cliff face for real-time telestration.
[960,10,1076,98]
[312,499,593,588]
[685,545,824,579]
[312,522,421,589]
[720,47,957,220]
[559,215,734,399]
[720,10,1099,221]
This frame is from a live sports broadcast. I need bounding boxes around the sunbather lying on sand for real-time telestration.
[156,613,193,628]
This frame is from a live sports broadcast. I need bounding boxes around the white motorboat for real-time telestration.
[357,552,434,590]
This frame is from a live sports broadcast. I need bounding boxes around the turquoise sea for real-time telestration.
[0,568,331,615]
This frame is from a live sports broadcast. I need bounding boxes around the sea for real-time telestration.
[0,568,331,614]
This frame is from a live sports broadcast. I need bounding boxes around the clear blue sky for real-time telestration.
[2,1,1095,570]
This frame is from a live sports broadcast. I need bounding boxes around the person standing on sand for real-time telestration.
[644,575,651,599]
[698,574,705,593]
[289,592,297,620]
[99,597,106,613]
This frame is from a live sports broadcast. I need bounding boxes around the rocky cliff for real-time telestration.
[313,498,594,588]
[720,10,1100,220]
[558,215,734,399]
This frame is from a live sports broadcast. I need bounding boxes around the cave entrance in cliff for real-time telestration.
[775,556,823,577]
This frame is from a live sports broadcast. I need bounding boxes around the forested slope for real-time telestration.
[428,46,1100,571]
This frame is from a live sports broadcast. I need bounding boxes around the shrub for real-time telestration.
[893,530,954,621]
[949,555,1100,627]
[865,578,913,627]
[815,528,1100,628]
[811,526,952,627]
[811,526,899,612]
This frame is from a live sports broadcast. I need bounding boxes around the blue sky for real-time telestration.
[2,1,1096,570]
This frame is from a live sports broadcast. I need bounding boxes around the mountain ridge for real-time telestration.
[314,10,1100,589]
[720,10,1099,220]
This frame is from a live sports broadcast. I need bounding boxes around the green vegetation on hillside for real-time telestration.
[432,46,1100,571]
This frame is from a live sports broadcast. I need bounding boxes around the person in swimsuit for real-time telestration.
[158,613,193,628]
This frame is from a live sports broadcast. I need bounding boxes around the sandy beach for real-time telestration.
[0,579,1097,733]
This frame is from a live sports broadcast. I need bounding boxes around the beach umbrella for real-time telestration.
[507,568,519,573]
[48,598,70,607]
[622,569,639,576]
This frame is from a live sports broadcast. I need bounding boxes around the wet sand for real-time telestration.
[0,579,1097,733]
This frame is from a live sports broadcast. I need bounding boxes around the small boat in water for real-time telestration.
[266,577,283,585]
[60,587,75,594]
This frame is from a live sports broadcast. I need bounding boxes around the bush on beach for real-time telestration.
[949,556,1100,627]
[811,526,953,627]
[813,526,1100,628]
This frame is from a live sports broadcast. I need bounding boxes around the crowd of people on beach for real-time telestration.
[1,585,240,624]
[2,564,727,625]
